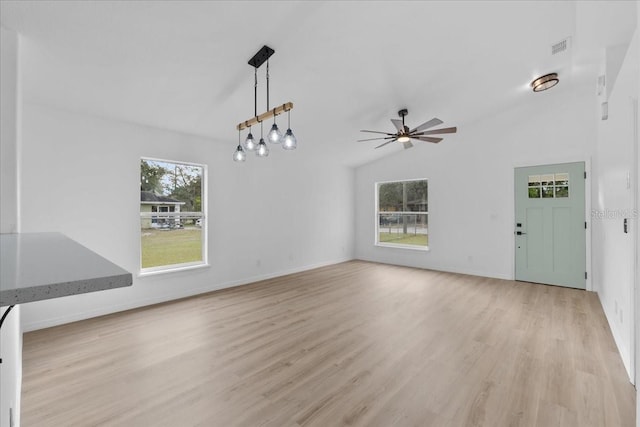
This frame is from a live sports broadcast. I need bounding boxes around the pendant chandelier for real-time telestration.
[233,45,297,162]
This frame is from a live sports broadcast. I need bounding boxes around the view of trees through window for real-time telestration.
[140,158,205,270]
[377,179,428,248]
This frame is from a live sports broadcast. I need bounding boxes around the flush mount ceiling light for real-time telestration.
[233,45,297,162]
[531,73,559,92]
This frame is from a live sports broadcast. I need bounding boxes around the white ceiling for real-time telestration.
[1,1,637,166]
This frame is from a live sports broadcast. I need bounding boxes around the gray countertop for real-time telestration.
[0,232,132,306]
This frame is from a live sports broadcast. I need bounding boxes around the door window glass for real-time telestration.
[528,173,569,198]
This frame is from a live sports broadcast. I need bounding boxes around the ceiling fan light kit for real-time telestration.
[234,45,297,162]
[359,109,457,150]
[531,72,559,92]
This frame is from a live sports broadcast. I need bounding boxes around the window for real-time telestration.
[140,158,206,273]
[528,173,569,198]
[376,179,428,249]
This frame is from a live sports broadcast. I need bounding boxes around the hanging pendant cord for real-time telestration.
[254,67,258,118]
[266,60,270,111]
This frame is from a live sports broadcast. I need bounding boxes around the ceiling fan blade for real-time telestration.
[390,119,404,133]
[416,126,457,136]
[412,136,443,143]
[360,130,396,135]
[358,136,395,142]
[410,118,443,133]
[402,141,413,149]
[375,139,397,149]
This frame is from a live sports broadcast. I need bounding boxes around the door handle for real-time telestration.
[515,231,527,235]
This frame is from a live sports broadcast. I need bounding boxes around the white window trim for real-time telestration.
[375,178,429,251]
[376,242,430,252]
[139,157,208,275]
[138,262,210,277]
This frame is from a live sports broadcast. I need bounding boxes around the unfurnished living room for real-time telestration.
[0,1,639,426]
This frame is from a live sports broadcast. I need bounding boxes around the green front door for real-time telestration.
[514,162,586,289]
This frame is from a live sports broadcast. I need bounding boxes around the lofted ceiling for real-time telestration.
[0,1,636,166]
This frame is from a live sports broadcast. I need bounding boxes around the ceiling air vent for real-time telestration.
[551,38,571,55]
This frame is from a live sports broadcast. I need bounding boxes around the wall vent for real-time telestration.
[551,38,570,55]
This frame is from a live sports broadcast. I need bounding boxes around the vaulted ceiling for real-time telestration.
[1,1,636,166]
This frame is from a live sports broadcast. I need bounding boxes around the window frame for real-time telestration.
[139,157,208,276]
[375,178,429,251]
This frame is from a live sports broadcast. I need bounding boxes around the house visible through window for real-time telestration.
[140,158,206,272]
[376,179,428,249]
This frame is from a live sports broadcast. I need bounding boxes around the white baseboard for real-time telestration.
[22,257,354,332]
[355,256,512,281]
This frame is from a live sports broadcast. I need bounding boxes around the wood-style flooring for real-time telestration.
[22,261,635,426]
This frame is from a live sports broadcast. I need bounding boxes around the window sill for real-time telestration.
[375,243,430,252]
[138,262,210,278]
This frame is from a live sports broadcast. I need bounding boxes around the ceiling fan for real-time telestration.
[358,109,457,149]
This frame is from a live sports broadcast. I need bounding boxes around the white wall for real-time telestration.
[1,26,19,233]
[636,10,640,427]
[593,29,639,380]
[636,7,640,424]
[637,29,640,427]
[19,103,355,330]
[0,305,21,427]
[355,84,596,281]
[0,26,22,427]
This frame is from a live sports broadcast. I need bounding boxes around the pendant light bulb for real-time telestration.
[282,110,296,150]
[282,129,297,150]
[233,144,246,162]
[244,130,256,151]
[256,121,269,157]
[268,122,282,144]
[256,138,269,157]
[234,129,246,162]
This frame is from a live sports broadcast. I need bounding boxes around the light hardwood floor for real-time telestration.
[22,261,635,426]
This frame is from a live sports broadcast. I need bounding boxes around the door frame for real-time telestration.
[632,97,638,389]
[510,157,592,291]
